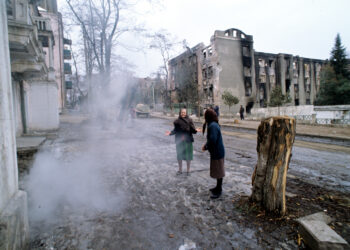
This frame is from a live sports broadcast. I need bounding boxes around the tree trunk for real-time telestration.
[251,116,296,215]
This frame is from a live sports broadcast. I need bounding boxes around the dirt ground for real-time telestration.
[21,117,350,249]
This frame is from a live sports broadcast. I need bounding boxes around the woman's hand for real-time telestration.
[201,144,206,152]
[165,131,171,136]
[196,128,201,132]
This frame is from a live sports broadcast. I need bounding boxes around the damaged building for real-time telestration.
[168,28,325,114]
[6,0,70,135]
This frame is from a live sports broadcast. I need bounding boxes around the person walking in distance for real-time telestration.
[166,108,201,175]
[201,109,225,199]
[239,105,245,120]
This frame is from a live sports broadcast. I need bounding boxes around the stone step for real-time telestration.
[297,212,349,250]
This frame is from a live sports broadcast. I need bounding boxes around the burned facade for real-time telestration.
[168,43,204,105]
[168,28,325,114]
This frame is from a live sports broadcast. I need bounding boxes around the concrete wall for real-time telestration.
[12,81,24,136]
[214,36,245,107]
[314,105,350,124]
[41,10,65,113]
[0,1,29,248]
[251,105,350,124]
[26,81,59,131]
[251,105,314,117]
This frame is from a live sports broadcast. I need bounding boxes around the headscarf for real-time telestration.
[174,110,195,132]
[202,108,219,134]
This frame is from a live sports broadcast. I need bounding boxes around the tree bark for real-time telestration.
[251,116,296,215]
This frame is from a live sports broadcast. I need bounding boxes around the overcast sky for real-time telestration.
[58,0,350,77]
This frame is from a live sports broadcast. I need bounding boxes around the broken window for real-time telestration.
[6,0,13,16]
[202,69,207,80]
[258,59,265,68]
[305,83,310,93]
[286,79,291,92]
[208,46,213,57]
[304,64,310,78]
[244,79,252,96]
[294,84,299,96]
[244,67,251,77]
[293,61,299,78]
[207,66,213,79]
[203,51,206,59]
[242,46,250,57]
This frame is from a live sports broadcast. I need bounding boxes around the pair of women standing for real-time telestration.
[166,108,225,199]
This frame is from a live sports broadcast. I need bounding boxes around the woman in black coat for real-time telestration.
[166,108,200,175]
[202,109,225,199]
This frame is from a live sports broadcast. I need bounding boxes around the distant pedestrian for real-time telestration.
[201,109,225,199]
[166,108,201,175]
[239,105,245,120]
[214,105,220,117]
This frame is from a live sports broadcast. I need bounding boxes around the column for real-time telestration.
[288,56,295,104]
[279,54,286,95]
[310,62,316,104]
[0,2,29,248]
[48,35,53,69]
[298,57,306,105]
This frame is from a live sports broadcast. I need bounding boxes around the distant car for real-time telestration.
[135,104,150,118]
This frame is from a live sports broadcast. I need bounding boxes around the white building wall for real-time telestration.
[26,81,59,131]
[251,105,314,118]
[12,81,23,135]
[0,2,29,247]
[41,10,65,112]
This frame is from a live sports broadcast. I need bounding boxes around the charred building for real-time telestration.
[168,28,325,115]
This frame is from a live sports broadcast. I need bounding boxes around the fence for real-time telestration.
[250,105,350,125]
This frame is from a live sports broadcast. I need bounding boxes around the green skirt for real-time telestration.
[176,141,193,161]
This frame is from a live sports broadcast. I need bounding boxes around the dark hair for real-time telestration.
[202,108,219,134]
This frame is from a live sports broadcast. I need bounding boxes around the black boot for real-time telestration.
[210,178,222,199]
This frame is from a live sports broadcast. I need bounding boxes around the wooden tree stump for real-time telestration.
[251,116,296,215]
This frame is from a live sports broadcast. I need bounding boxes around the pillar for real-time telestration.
[298,57,306,105]
[0,2,29,249]
[48,35,54,69]
[279,54,286,95]
[310,62,316,104]
[288,56,295,104]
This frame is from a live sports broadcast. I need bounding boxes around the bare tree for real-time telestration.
[65,0,143,84]
[148,30,181,107]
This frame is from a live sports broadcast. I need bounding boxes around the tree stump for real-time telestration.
[251,116,296,215]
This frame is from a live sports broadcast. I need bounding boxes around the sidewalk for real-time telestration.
[16,136,46,153]
[60,112,90,124]
[151,112,350,141]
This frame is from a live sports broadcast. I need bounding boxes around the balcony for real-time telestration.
[64,38,72,45]
[33,16,52,32]
[65,81,73,89]
[64,63,72,74]
[64,49,72,60]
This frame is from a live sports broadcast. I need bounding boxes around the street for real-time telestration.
[24,117,350,249]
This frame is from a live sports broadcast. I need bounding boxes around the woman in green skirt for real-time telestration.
[166,108,201,175]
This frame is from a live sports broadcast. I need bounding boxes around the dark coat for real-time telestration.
[204,121,225,160]
[170,116,197,144]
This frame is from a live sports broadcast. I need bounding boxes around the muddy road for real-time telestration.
[23,117,350,249]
